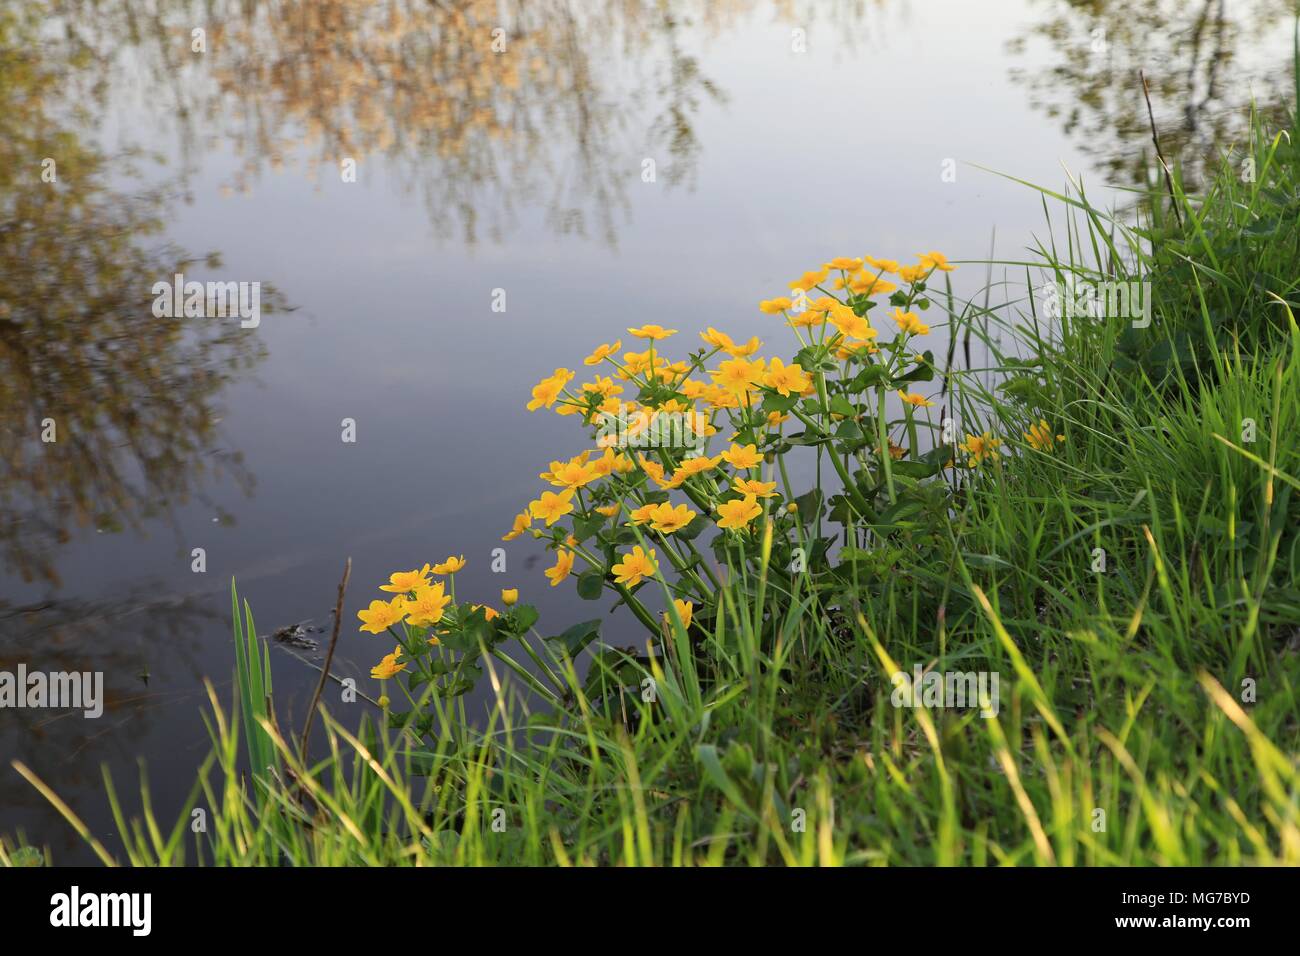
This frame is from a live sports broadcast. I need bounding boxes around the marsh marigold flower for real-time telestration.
[501,588,519,606]
[734,478,778,498]
[758,297,793,314]
[529,489,576,526]
[358,598,407,634]
[827,302,877,341]
[583,340,622,365]
[545,549,575,586]
[649,502,696,534]
[627,324,677,340]
[713,358,764,395]
[1024,419,1065,452]
[628,503,659,525]
[918,251,956,272]
[668,599,694,629]
[721,443,764,469]
[960,432,1002,467]
[370,646,407,680]
[789,268,829,292]
[527,368,574,411]
[381,565,432,593]
[893,309,930,336]
[431,555,466,575]
[612,546,658,587]
[716,494,762,531]
[675,454,721,479]
[898,390,934,408]
[763,356,811,397]
[503,510,532,541]
[701,328,762,357]
[406,582,451,627]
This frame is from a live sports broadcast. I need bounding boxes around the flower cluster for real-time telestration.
[360,251,1066,693]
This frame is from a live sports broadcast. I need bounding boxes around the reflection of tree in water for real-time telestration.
[46,0,881,243]
[1006,0,1296,186]
[0,6,268,586]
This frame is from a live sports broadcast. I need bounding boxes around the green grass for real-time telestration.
[6,49,1300,869]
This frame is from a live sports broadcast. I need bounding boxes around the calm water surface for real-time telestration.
[2,0,1295,861]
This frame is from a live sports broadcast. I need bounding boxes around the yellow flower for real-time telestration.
[431,555,466,575]
[865,256,900,274]
[546,458,598,490]
[380,565,432,593]
[788,308,826,328]
[545,549,575,586]
[470,604,500,621]
[893,309,930,336]
[766,411,789,429]
[612,546,658,587]
[898,390,934,408]
[667,599,694,629]
[701,327,763,357]
[827,302,878,341]
[960,432,1002,467]
[758,297,793,314]
[370,646,407,680]
[620,350,665,379]
[789,267,829,292]
[501,588,519,606]
[595,503,621,518]
[762,356,811,397]
[628,503,659,525]
[527,368,575,411]
[721,443,764,469]
[529,488,576,526]
[648,502,697,534]
[358,598,407,634]
[734,478,778,498]
[842,272,898,296]
[675,454,721,478]
[713,358,764,395]
[627,324,677,340]
[406,582,451,627]
[582,375,623,398]
[888,440,907,460]
[898,264,927,284]
[825,257,863,271]
[1024,419,1065,453]
[583,340,622,365]
[716,494,762,531]
[502,510,532,541]
[918,251,956,272]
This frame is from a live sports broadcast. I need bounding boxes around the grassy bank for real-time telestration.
[6,72,1300,868]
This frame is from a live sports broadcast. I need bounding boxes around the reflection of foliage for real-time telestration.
[0,9,266,585]
[1007,0,1297,186]
[43,0,745,244]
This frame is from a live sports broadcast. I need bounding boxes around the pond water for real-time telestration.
[2,0,1296,863]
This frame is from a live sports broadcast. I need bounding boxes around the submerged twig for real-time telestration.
[299,557,351,757]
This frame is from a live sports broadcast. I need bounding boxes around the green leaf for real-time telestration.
[576,570,606,600]
[545,619,603,658]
